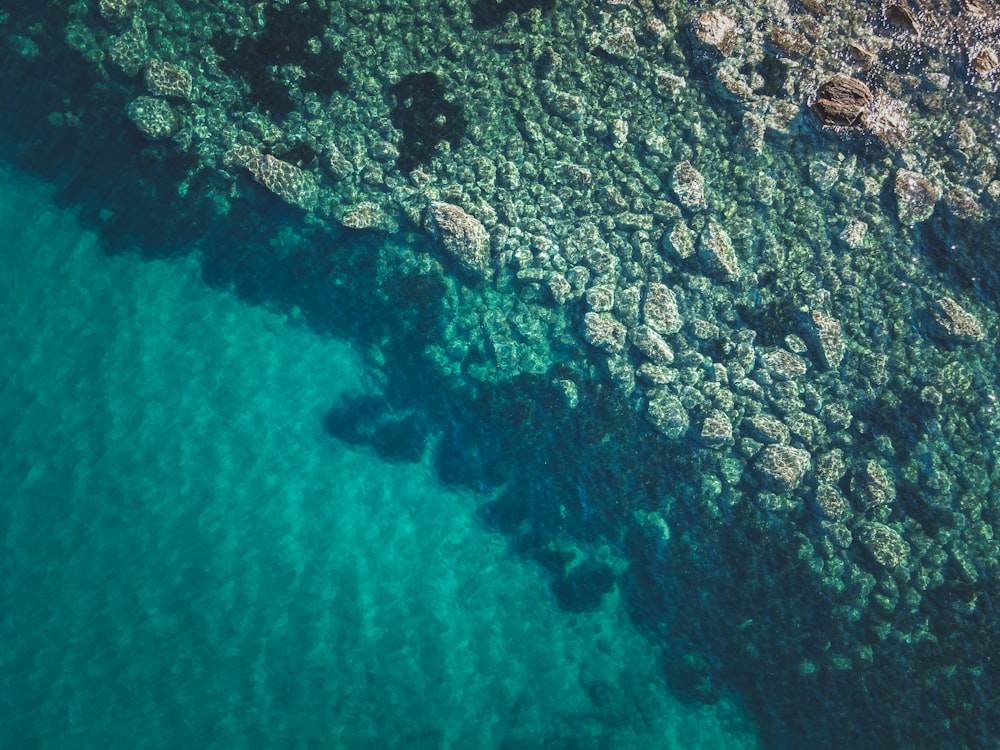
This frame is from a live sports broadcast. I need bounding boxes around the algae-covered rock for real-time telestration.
[99,0,142,23]
[743,414,790,444]
[754,444,811,492]
[699,409,733,447]
[761,349,808,381]
[341,202,395,232]
[583,312,627,354]
[808,310,845,369]
[647,391,690,439]
[855,460,895,512]
[630,324,674,366]
[665,219,697,260]
[670,160,707,211]
[424,202,491,281]
[857,522,909,569]
[698,220,739,281]
[642,283,682,336]
[126,96,179,140]
[144,60,193,100]
[226,145,319,210]
[894,169,939,225]
[931,296,985,343]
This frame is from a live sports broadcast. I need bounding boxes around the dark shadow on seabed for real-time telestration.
[3,12,1000,750]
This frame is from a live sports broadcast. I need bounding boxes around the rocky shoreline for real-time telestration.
[4,0,1000,745]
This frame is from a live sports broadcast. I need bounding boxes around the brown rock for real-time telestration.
[690,10,738,58]
[767,29,812,59]
[885,3,921,36]
[971,48,999,77]
[812,76,873,127]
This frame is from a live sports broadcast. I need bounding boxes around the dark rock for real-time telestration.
[812,76,873,127]
[391,72,468,172]
[551,563,616,612]
[885,3,921,36]
[371,414,426,463]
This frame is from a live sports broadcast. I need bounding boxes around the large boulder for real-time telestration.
[754,444,811,492]
[423,202,491,280]
[931,296,985,343]
[689,10,738,59]
[894,169,939,225]
[647,391,690,439]
[812,76,872,127]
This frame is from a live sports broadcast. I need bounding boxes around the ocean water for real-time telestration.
[4,1,1000,748]
[0,165,757,748]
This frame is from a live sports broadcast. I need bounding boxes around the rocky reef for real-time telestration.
[3,0,1000,746]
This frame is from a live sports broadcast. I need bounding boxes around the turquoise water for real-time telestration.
[4,1,1000,747]
[0,166,756,748]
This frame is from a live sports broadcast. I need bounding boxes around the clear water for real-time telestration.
[0,166,756,748]
[4,1,1000,747]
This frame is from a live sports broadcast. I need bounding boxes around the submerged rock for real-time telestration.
[808,310,846,369]
[856,460,895,512]
[699,409,733,446]
[894,169,939,225]
[642,283,682,336]
[743,414,790,444]
[670,160,707,211]
[583,312,628,354]
[754,444,811,492]
[698,220,739,281]
[689,10,738,59]
[630,324,675,366]
[761,348,808,380]
[647,391,690,439]
[857,522,909,569]
[126,96,179,140]
[99,0,142,23]
[931,296,985,343]
[423,202,492,280]
[144,60,193,100]
[227,146,318,210]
